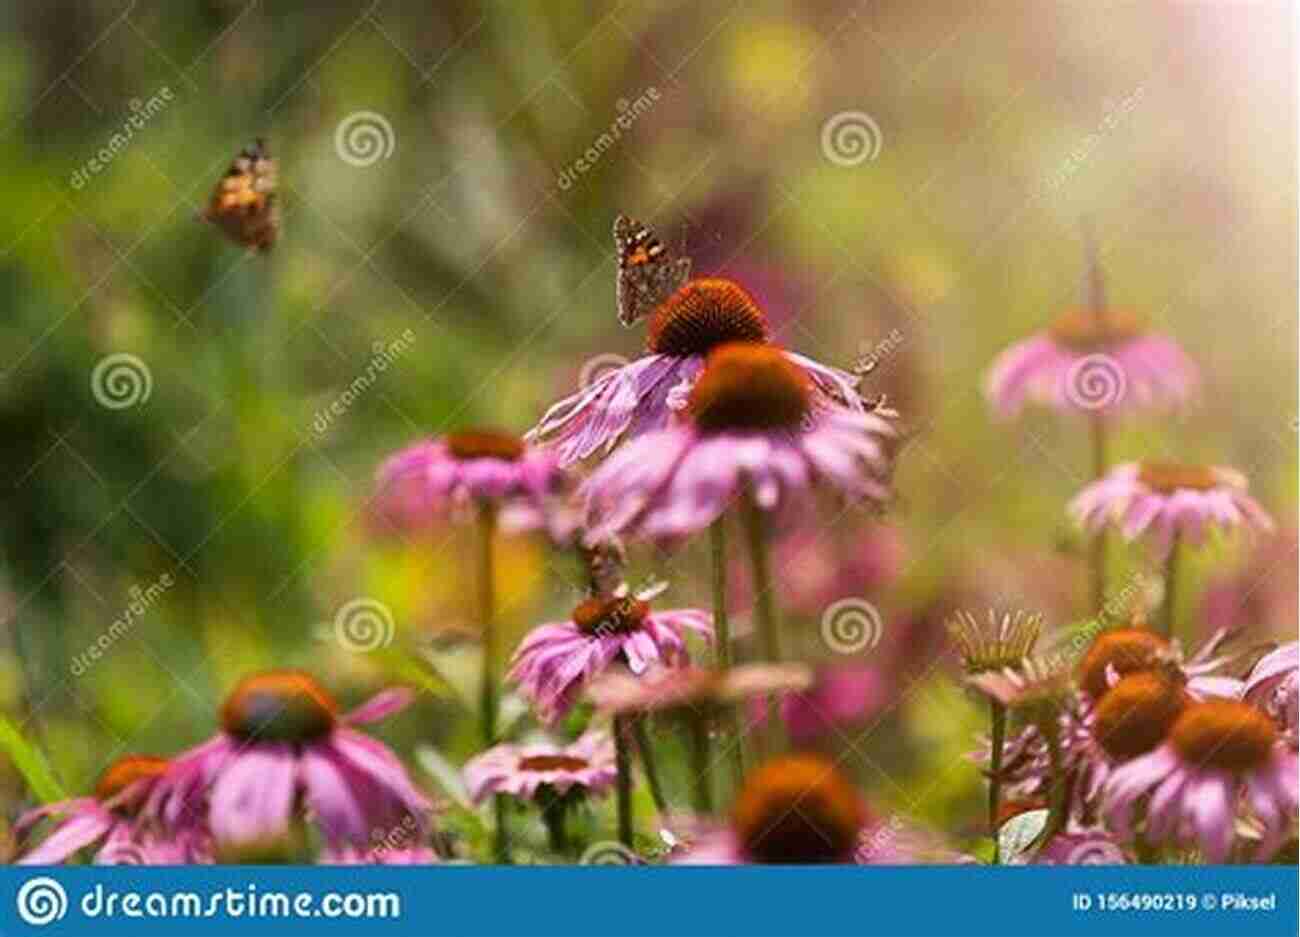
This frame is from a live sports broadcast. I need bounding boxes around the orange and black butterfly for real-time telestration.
[614,214,691,327]
[202,138,279,252]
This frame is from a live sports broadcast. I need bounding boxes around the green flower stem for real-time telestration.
[614,714,634,847]
[1039,712,1072,845]
[988,699,1007,864]
[476,502,508,863]
[740,494,783,751]
[1160,534,1181,640]
[540,793,571,857]
[686,715,714,815]
[632,717,668,814]
[710,518,744,789]
[1089,414,1109,614]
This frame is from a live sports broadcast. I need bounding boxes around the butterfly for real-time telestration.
[201,138,279,252]
[613,214,691,327]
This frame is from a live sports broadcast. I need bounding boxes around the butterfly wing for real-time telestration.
[614,214,691,327]
[203,139,279,252]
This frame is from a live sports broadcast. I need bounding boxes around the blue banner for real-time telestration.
[0,866,1294,937]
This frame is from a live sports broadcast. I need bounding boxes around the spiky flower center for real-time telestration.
[1137,462,1228,494]
[1171,700,1278,773]
[1048,308,1143,351]
[1092,672,1187,761]
[572,596,649,636]
[647,279,769,357]
[517,754,590,773]
[445,429,525,462]
[948,610,1041,675]
[1078,628,1170,700]
[688,343,811,433]
[94,755,169,802]
[221,670,339,743]
[732,754,865,864]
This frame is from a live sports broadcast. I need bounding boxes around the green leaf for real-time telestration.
[0,715,66,803]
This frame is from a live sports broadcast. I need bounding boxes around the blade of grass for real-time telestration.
[0,715,65,803]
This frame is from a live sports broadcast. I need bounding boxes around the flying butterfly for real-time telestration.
[613,214,691,327]
[201,138,279,252]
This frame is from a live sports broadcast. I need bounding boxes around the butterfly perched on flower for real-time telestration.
[201,138,279,252]
[614,214,691,327]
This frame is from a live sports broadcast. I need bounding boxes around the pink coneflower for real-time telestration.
[373,429,569,537]
[1068,671,1190,809]
[15,756,203,865]
[529,279,864,465]
[582,343,897,544]
[508,587,712,726]
[1103,699,1298,862]
[671,754,867,864]
[465,732,617,858]
[984,307,1198,419]
[1069,462,1274,561]
[1072,462,1275,637]
[463,732,616,805]
[1075,626,1243,703]
[147,672,432,856]
[1244,643,1298,742]
[375,429,570,862]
